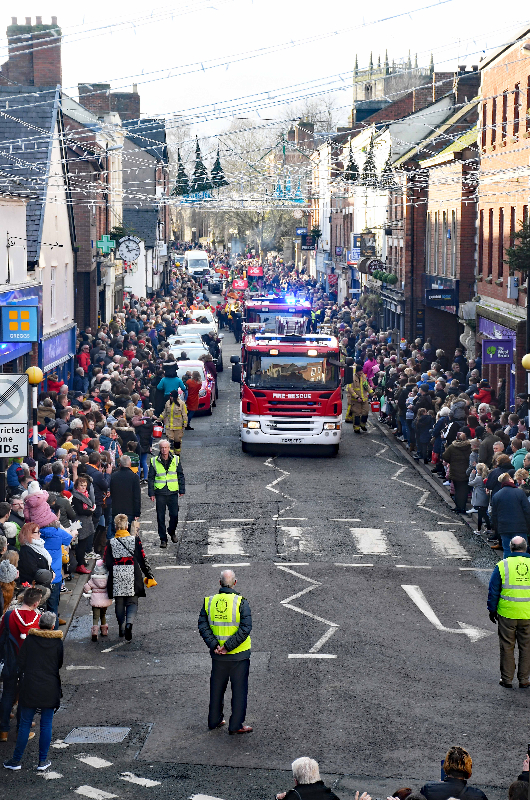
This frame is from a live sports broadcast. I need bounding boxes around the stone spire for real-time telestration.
[406,50,412,69]
[377,54,381,69]
[369,51,373,73]
[414,53,418,69]
[384,49,389,75]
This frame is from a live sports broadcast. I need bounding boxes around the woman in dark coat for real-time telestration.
[4,611,63,771]
[104,514,155,642]
[17,522,53,585]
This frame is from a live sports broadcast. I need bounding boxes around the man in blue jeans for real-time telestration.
[39,524,74,628]
[4,611,63,772]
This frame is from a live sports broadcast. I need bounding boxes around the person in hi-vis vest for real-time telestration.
[487,535,530,689]
[198,569,253,734]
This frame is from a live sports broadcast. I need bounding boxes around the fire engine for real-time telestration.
[243,295,312,332]
[231,319,352,455]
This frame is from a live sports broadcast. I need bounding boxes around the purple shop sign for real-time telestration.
[482,338,514,365]
[478,317,516,340]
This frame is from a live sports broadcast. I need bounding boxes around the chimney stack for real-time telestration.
[11,17,17,24]
[25,17,31,25]
[51,16,57,24]
[458,64,466,73]
[36,16,42,24]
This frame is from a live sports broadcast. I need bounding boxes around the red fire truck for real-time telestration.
[244,295,312,331]
[231,326,352,455]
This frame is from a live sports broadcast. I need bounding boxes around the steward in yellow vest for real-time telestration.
[147,439,185,548]
[198,569,253,734]
[488,537,530,688]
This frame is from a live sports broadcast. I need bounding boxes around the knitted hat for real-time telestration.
[0,560,17,583]
[23,490,59,528]
[93,559,108,576]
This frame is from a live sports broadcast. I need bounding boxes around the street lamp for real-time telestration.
[26,366,43,472]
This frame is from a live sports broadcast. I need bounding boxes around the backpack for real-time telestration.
[0,610,20,680]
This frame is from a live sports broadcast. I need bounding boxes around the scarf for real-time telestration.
[26,537,52,567]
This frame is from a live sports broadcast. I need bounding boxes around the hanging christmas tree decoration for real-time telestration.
[343,144,359,183]
[190,137,213,194]
[172,149,189,196]
[380,151,397,188]
[360,135,378,188]
[293,179,304,203]
[284,172,292,199]
[210,146,229,189]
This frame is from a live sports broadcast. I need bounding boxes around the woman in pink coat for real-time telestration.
[84,560,112,641]
[363,351,379,386]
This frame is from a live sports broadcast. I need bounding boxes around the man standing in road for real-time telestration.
[487,536,530,689]
[346,362,372,434]
[109,455,141,535]
[198,569,253,735]
[148,438,185,549]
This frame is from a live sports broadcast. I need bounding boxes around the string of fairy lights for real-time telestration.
[0,11,529,213]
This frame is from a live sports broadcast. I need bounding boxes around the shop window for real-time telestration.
[514,83,520,136]
[451,210,457,277]
[498,208,504,278]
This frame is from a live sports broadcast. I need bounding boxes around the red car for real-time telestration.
[176,360,215,416]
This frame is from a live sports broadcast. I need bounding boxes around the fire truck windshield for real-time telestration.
[247,354,339,390]
[246,309,309,331]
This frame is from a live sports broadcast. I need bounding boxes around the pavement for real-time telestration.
[3,321,527,800]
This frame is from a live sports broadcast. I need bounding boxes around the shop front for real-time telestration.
[0,285,41,373]
[380,287,405,336]
[40,324,77,389]
[476,309,524,411]
[422,275,460,354]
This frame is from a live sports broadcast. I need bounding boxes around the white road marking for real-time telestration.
[282,585,318,604]
[212,562,250,567]
[385,520,417,524]
[206,527,247,555]
[190,794,226,800]
[75,755,113,768]
[42,771,63,779]
[438,521,464,526]
[350,527,388,554]
[120,772,161,787]
[51,739,69,749]
[396,565,432,569]
[155,565,191,570]
[424,531,470,559]
[402,585,493,642]
[334,563,374,567]
[460,567,493,571]
[220,518,254,522]
[102,641,126,654]
[279,526,314,555]
[274,562,309,566]
[66,665,106,671]
[330,518,361,522]
[277,565,319,584]
[74,787,118,799]
[309,626,338,653]
[187,520,207,523]
[281,517,308,520]
[288,654,337,659]
[265,456,297,518]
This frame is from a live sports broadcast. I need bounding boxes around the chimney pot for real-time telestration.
[472,64,478,71]
[458,64,466,72]
[35,16,42,24]
[132,83,138,94]
[11,17,17,24]
[25,17,31,25]
[51,16,57,24]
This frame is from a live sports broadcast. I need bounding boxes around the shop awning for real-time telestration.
[0,341,33,366]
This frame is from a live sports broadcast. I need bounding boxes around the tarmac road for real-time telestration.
[4,327,527,800]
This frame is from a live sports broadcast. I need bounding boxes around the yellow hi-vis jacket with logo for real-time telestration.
[205,593,251,654]
[497,556,530,619]
[151,454,180,492]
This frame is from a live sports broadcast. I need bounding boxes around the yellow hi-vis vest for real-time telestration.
[205,592,251,654]
[151,454,179,492]
[497,556,530,619]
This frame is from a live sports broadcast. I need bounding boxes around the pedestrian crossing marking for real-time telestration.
[41,771,63,779]
[205,527,247,555]
[75,755,113,768]
[120,772,161,787]
[350,527,388,554]
[424,531,471,559]
[75,787,118,800]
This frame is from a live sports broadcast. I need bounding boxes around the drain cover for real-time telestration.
[64,726,130,744]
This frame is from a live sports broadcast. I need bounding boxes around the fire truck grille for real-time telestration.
[261,418,319,434]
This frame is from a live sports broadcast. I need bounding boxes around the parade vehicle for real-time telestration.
[176,360,215,414]
[243,294,312,332]
[184,250,210,278]
[176,324,224,372]
[231,320,352,455]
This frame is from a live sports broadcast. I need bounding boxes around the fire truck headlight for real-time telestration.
[324,422,340,430]
[243,421,260,429]
[307,349,318,356]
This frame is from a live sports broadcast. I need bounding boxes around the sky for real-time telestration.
[1,1,529,151]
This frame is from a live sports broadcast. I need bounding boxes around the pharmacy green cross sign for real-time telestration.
[97,235,116,254]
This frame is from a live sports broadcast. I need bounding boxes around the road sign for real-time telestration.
[295,227,307,236]
[0,423,27,456]
[0,374,28,423]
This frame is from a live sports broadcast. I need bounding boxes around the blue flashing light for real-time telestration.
[286,295,295,304]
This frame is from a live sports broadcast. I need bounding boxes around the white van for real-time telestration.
[184,250,209,278]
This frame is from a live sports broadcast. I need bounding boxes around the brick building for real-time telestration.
[0,16,61,86]
[78,84,141,122]
[476,26,530,406]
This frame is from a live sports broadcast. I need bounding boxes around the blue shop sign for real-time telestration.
[482,338,514,365]
[41,326,77,373]
[1,306,38,342]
